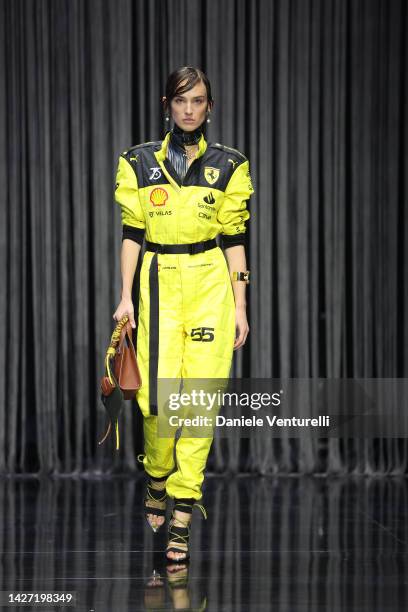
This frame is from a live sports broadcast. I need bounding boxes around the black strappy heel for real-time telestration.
[138,454,170,533]
[166,499,207,562]
[144,475,168,532]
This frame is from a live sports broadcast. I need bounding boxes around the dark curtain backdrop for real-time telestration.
[0,0,407,475]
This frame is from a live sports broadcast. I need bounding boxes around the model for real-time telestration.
[113,66,254,563]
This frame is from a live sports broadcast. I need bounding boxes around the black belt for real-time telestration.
[145,238,217,255]
[146,239,217,415]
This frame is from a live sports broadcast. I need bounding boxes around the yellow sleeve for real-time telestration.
[217,159,254,237]
[114,155,145,229]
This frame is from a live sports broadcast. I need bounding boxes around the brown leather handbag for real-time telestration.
[99,315,142,450]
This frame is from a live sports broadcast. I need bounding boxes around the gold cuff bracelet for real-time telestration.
[231,271,250,283]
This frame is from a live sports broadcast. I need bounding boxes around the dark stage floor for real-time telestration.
[0,474,407,611]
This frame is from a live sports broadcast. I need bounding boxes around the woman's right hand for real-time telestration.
[113,297,136,328]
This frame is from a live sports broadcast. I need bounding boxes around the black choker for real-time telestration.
[170,123,204,148]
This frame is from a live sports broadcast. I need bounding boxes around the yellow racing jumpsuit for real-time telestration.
[114,130,254,501]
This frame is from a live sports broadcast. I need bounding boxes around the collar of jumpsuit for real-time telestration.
[155,122,208,167]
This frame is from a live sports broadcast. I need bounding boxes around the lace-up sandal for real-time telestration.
[144,475,169,532]
[166,499,207,562]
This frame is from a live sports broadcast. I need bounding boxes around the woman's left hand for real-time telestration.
[234,305,249,350]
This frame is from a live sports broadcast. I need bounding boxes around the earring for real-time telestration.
[165,114,170,122]
[206,113,211,124]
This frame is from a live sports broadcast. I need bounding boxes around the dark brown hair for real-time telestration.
[163,66,213,112]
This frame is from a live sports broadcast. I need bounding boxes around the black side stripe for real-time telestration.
[148,253,159,415]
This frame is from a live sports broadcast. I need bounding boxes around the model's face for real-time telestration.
[169,80,209,132]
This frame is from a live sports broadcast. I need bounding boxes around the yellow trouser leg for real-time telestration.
[136,251,183,476]
[142,415,175,478]
[168,434,214,501]
[165,248,236,501]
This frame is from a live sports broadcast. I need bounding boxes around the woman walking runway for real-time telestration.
[113,66,254,563]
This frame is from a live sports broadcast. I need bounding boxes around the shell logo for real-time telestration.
[150,187,168,206]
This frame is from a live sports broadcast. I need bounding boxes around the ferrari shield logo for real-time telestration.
[204,167,220,185]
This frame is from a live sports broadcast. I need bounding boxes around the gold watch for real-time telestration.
[231,271,250,283]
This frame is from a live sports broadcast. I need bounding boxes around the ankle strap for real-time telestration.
[174,499,207,519]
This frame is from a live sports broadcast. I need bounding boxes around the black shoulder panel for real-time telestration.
[182,142,247,191]
[123,141,162,154]
[121,141,170,188]
[209,142,248,162]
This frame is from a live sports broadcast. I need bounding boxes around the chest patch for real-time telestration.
[204,167,220,185]
[150,187,168,206]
